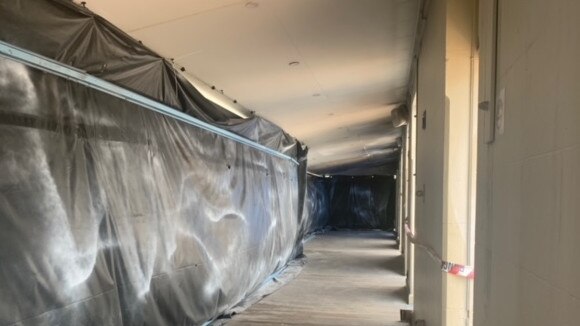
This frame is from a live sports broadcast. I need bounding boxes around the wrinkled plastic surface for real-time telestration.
[322,176,396,230]
[0,1,397,324]
[0,1,311,325]
[0,56,308,326]
[302,176,332,233]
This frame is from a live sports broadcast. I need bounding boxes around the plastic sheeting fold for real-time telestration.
[0,0,301,158]
[0,1,310,325]
[302,176,331,233]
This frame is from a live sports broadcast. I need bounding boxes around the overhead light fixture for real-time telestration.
[179,72,252,118]
[245,1,259,9]
[288,61,300,67]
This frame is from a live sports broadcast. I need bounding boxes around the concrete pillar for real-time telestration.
[413,0,477,325]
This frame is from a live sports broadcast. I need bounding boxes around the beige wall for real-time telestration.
[405,95,418,305]
[414,0,446,323]
[474,0,580,325]
[414,0,477,324]
[443,0,477,324]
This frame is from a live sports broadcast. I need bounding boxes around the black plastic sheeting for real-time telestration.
[302,176,332,233]
[0,0,301,157]
[306,176,397,230]
[0,1,399,325]
[0,1,312,325]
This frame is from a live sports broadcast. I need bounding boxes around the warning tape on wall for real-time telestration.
[404,223,475,279]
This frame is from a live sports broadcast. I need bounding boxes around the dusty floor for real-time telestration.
[228,230,410,325]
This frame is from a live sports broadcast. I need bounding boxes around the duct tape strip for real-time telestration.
[404,223,475,279]
[441,261,475,279]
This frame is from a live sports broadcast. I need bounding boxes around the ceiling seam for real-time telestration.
[268,5,327,98]
[126,1,245,33]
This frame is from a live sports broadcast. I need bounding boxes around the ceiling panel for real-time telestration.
[83,0,420,174]
[83,0,243,32]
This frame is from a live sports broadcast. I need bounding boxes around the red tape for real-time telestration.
[405,223,475,279]
[441,261,475,279]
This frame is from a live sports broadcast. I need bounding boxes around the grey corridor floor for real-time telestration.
[228,230,410,325]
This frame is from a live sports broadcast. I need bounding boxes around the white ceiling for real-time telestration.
[84,0,420,174]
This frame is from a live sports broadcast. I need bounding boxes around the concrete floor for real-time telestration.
[228,230,410,325]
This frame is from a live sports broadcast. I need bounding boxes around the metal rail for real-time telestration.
[0,41,299,165]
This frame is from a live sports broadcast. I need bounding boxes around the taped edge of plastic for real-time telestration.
[405,223,475,279]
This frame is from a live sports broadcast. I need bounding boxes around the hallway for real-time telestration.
[229,231,409,325]
[3,0,580,325]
